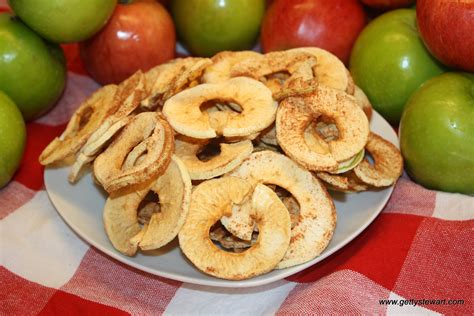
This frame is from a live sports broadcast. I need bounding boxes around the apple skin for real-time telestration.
[171,0,265,57]
[361,0,415,10]
[261,0,367,64]
[400,73,474,195]
[0,13,66,121]
[8,0,116,43]
[80,0,176,85]
[349,9,445,125]
[0,90,26,188]
[417,0,474,72]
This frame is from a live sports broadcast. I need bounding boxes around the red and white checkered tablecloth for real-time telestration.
[1,2,473,315]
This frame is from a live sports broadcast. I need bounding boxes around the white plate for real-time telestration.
[45,111,398,288]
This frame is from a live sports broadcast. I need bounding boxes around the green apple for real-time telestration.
[350,9,445,125]
[0,91,26,188]
[8,0,116,43]
[399,73,474,195]
[0,13,66,121]
[171,0,265,57]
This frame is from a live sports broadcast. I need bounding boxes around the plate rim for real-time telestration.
[44,110,398,288]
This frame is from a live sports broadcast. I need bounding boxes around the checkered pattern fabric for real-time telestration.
[1,3,473,314]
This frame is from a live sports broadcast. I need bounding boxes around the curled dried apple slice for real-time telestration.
[94,112,174,193]
[142,57,212,110]
[103,156,191,256]
[141,59,186,110]
[69,70,146,182]
[39,85,118,166]
[69,116,132,182]
[178,177,291,280]
[163,57,212,100]
[353,132,403,187]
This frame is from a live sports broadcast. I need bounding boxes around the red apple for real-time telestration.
[261,0,367,64]
[80,0,176,85]
[361,0,415,10]
[417,0,474,72]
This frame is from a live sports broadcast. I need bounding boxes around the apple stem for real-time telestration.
[119,0,134,4]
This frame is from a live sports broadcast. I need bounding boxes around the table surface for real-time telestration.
[1,3,473,315]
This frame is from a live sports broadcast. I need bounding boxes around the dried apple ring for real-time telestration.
[353,133,403,187]
[303,119,365,175]
[69,116,132,182]
[276,85,370,172]
[104,156,191,256]
[230,50,317,96]
[39,85,118,165]
[287,47,349,92]
[163,77,277,139]
[69,70,146,182]
[142,57,212,110]
[225,151,336,269]
[140,59,187,110]
[174,135,253,180]
[260,77,320,146]
[94,112,174,193]
[178,177,291,280]
[163,57,212,100]
[202,50,262,83]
